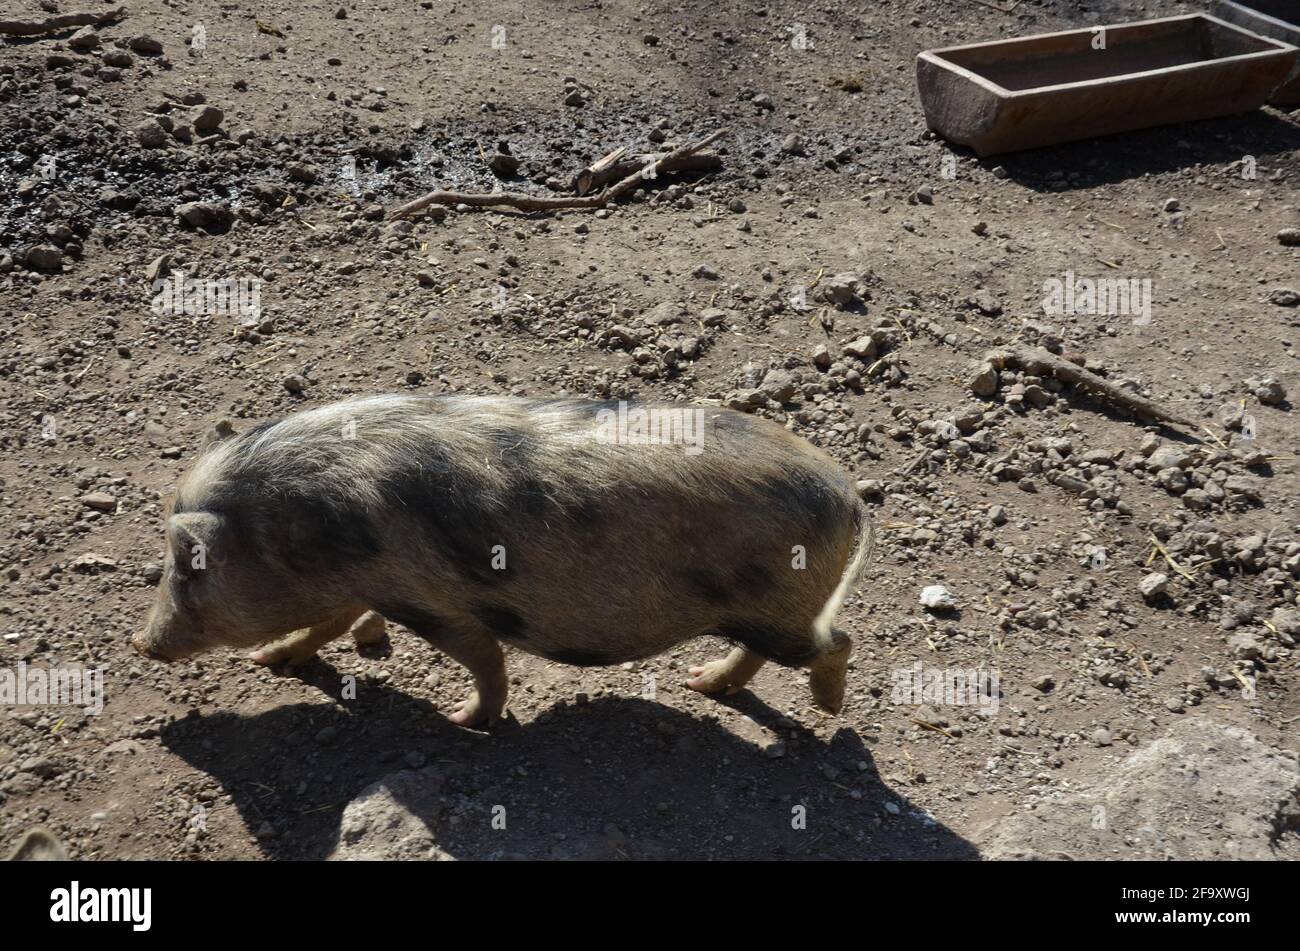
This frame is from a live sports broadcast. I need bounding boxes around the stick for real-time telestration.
[983,346,1197,431]
[571,146,626,195]
[1148,535,1198,585]
[389,129,727,220]
[573,150,722,195]
[0,6,126,36]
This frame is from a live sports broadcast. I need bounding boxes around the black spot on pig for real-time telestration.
[205,485,379,575]
[280,496,381,573]
[506,474,557,520]
[381,454,512,585]
[733,562,773,597]
[682,562,773,605]
[718,619,818,667]
[756,468,854,536]
[682,567,732,604]
[473,602,527,640]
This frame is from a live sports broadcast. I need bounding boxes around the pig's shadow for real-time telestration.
[161,677,979,860]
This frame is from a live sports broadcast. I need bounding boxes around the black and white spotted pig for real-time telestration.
[133,395,874,726]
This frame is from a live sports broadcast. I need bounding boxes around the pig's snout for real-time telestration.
[130,632,175,662]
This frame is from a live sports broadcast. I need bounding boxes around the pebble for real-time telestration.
[919,585,958,611]
[80,492,117,513]
[1139,572,1169,601]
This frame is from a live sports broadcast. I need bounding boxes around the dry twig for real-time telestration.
[389,129,727,219]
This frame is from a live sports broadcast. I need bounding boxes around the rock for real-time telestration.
[174,201,233,231]
[969,363,998,397]
[972,288,1002,316]
[488,152,520,177]
[1138,572,1168,601]
[817,272,859,308]
[1270,288,1299,307]
[287,162,320,184]
[128,35,164,55]
[981,719,1300,859]
[919,585,958,611]
[1223,475,1261,502]
[1163,197,1181,213]
[1080,448,1116,466]
[692,263,718,280]
[811,344,832,369]
[781,133,806,155]
[282,374,307,394]
[191,105,224,132]
[71,554,117,573]
[842,336,876,360]
[1278,228,1300,247]
[329,766,457,860]
[1249,377,1286,406]
[1146,444,1190,470]
[24,245,63,273]
[1226,630,1264,661]
[855,479,882,499]
[133,118,167,148]
[80,492,117,513]
[644,301,686,327]
[101,50,134,68]
[604,325,643,350]
[758,369,797,404]
[1092,728,1113,747]
[563,89,585,107]
[912,184,933,205]
[69,27,100,50]
[145,253,173,282]
[1271,608,1300,636]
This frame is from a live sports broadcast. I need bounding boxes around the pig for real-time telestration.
[134,395,874,727]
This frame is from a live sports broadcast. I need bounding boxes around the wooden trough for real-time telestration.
[1209,0,1300,104]
[916,14,1299,156]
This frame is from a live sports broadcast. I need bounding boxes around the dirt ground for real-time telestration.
[1,0,1298,860]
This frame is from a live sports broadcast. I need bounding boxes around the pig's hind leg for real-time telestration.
[250,605,368,666]
[808,628,852,714]
[686,647,766,696]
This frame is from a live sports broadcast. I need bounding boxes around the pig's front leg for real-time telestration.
[686,647,766,696]
[250,605,368,666]
[411,620,508,728]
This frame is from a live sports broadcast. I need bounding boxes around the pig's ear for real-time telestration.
[168,512,227,577]
[200,418,237,450]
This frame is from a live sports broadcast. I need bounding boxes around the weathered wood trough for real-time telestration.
[916,14,1299,156]
[1210,0,1300,104]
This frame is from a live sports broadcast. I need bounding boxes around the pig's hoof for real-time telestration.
[448,693,503,728]
[350,611,387,647]
[250,639,318,666]
[685,661,745,695]
[809,668,847,714]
